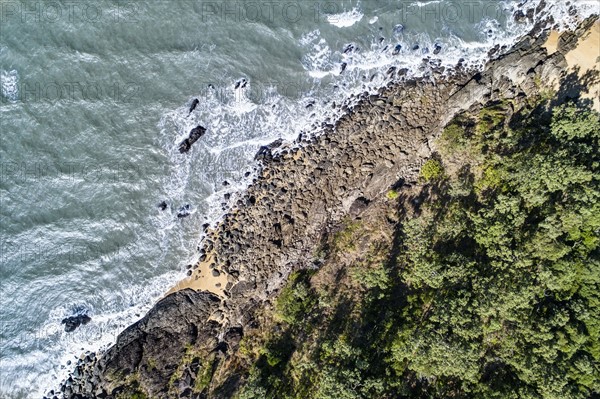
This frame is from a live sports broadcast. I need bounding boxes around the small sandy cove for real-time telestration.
[166,252,228,297]
[544,21,600,112]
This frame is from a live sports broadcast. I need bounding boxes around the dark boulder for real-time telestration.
[188,98,199,116]
[178,125,206,153]
[254,145,273,161]
[177,204,192,218]
[158,201,168,211]
[254,138,283,163]
[349,196,371,217]
[513,9,526,23]
[343,43,357,54]
[61,314,91,333]
[234,78,247,89]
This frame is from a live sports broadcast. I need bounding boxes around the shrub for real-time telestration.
[386,189,399,200]
[419,159,445,182]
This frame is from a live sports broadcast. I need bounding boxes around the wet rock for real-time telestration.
[433,43,442,55]
[513,9,526,23]
[343,43,356,54]
[254,138,283,163]
[224,327,243,351]
[235,78,248,89]
[392,44,402,55]
[526,8,535,21]
[177,204,192,218]
[61,314,91,333]
[158,201,168,211]
[178,125,207,153]
[188,98,199,116]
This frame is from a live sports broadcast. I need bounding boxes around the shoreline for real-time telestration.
[52,12,600,399]
[170,18,600,299]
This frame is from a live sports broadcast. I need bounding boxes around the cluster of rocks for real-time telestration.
[53,15,597,399]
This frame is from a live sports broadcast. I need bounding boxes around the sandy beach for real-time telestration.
[544,21,600,111]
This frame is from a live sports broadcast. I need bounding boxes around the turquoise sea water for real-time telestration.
[0,0,596,396]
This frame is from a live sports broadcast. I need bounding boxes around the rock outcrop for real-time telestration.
[54,16,599,399]
[179,125,206,153]
[61,314,92,333]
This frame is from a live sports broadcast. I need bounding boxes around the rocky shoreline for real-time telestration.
[50,15,599,399]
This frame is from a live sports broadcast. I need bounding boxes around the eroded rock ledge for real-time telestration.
[54,16,598,399]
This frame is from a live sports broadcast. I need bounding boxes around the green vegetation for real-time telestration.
[476,102,507,136]
[386,189,399,200]
[114,382,147,399]
[419,159,445,182]
[331,220,362,252]
[275,270,317,325]
[233,96,599,399]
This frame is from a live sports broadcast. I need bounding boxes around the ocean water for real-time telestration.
[0,0,597,397]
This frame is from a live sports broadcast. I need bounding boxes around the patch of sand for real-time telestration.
[166,253,228,297]
[544,30,561,54]
[544,22,600,112]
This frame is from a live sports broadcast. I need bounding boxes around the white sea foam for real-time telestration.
[412,0,443,7]
[327,7,364,28]
[1,69,19,103]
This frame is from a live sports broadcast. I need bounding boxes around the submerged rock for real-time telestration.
[393,24,404,34]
